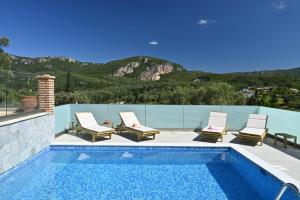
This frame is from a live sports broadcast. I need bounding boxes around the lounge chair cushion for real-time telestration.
[119,112,141,127]
[246,114,267,129]
[76,112,114,133]
[129,125,158,132]
[82,125,114,133]
[202,126,225,133]
[208,112,227,127]
[240,128,265,136]
[76,112,99,127]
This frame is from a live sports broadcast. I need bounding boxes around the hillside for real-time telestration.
[10,55,184,81]
[4,54,300,110]
[10,54,300,84]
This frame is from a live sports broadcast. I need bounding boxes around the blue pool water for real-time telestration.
[0,146,299,200]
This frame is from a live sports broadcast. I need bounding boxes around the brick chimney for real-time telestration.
[36,74,55,112]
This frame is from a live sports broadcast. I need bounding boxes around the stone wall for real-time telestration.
[0,114,54,173]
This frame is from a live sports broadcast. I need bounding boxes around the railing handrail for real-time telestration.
[275,182,300,200]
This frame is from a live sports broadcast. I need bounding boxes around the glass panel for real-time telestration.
[70,104,109,127]
[56,103,300,144]
[107,104,146,127]
[0,71,39,119]
[183,105,223,129]
[260,106,300,143]
[62,104,261,131]
[54,105,71,133]
[0,73,6,117]
[259,107,283,134]
[146,105,183,128]
[220,105,260,130]
[6,73,22,116]
[67,104,146,129]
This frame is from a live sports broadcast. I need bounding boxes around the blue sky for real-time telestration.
[0,0,300,73]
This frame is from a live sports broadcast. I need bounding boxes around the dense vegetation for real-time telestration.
[56,67,300,110]
[0,36,10,75]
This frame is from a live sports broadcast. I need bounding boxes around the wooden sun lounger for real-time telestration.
[119,112,160,141]
[75,112,115,142]
[199,112,228,142]
[238,114,268,146]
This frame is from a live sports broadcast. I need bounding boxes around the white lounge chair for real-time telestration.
[75,112,115,142]
[238,114,268,145]
[200,112,228,142]
[119,112,159,141]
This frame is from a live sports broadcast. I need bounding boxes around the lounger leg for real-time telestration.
[137,134,140,141]
[220,135,223,142]
[153,134,155,140]
[284,137,287,148]
[92,134,96,142]
[109,134,112,139]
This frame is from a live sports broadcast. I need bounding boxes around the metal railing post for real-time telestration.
[145,104,147,126]
[182,105,185,129]
[5,74,7,116]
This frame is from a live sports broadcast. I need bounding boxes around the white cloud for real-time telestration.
[273,0,287,10]
[198,19,215,25]
[149,41,158,46]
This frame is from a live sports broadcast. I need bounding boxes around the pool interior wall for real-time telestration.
[0,114,54,174]
[0,146,298,200]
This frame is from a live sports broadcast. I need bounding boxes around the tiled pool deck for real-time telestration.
[54,130,300,182]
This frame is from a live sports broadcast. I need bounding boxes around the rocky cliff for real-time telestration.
[112,56,183,80]
[114,62,140,77]
[139,63,175,80]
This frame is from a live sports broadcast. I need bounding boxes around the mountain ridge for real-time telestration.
[9,55,185,81]
[230,67,300,77]
[9,54,300,77]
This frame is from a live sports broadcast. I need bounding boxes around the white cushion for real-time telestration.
[75,112,99,127]
[210,112,227,118]
[202,125,225,133]
[246,114,267,129]
[75,112,114,133]
[240,128,265,136]
[119,112,141,127]
[249,114,267,120]
[208,112,227,127]
[130,125,158,132]
[82,125,114,132]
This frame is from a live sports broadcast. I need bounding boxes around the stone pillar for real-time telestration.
[36,74,55,112]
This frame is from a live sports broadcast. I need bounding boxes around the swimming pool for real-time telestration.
[0,146,299,200]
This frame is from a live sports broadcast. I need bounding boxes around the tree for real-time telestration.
[0,36,11,75]
[0,37,9,47]
[247,95,258,105]
[189,88,206,104]
[169,87,186,104]
[65,71,73,92]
